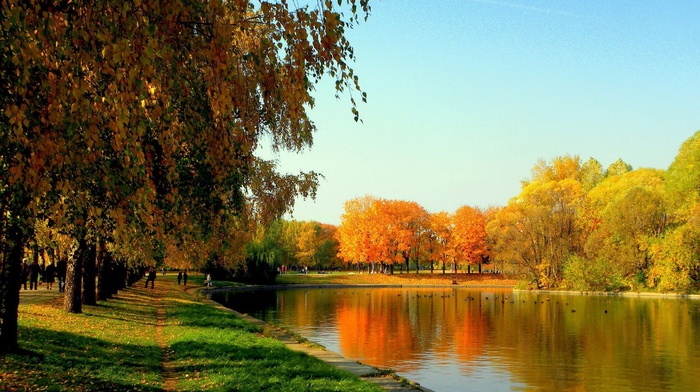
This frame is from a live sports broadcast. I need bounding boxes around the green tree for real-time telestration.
[606,158,633,177]
[584,168,666,288]
[665,130,700,216]
[580,157,605,192]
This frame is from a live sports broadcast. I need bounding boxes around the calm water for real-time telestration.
[210,287,700,391]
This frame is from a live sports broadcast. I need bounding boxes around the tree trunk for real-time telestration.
[65,238,86,314]
[82,243,97,306]
[97,242,112,301]
[0,222,26,353]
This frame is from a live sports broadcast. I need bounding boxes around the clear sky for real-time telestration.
[263,0,700,225]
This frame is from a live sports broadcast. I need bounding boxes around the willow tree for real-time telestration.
[0,0,369,352]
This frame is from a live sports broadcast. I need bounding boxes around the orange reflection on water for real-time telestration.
[335,288,491,372]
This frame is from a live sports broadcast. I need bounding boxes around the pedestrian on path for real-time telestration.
[44,262,56,290]
[183,270,188,285]
[177,271,182,285]
[28,259,40,290]
[145,267,156,289]
[20,260,29,290]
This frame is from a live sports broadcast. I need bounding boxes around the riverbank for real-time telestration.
[1,275,420,391]
[275,271,518,287]
[516,288,700,300]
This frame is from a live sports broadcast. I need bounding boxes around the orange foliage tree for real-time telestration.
[337,197,429,273]
[337,196,381,271]
[427,211,454,274]
[452,205,487,273]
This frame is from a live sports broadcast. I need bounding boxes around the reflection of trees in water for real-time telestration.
[334,288,500,372]
[490,293,700,391]
[220,288,700,391]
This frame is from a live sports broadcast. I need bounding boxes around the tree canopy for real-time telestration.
[1,0,370,352]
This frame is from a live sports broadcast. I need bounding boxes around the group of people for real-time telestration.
[144,268,192,289]
[20,259,67,292]
[142,267,215,290]
[177,270,189,285]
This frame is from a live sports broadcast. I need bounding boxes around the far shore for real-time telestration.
[274,270,518,287]
[517,288,700,300]
[206,271,700,299]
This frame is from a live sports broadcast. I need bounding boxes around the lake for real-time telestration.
[210,287,700,391]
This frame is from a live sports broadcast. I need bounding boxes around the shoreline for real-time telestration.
[515,288,700,300]
[196,286,435,392]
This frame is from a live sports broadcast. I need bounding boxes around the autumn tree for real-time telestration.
[582,168,666,287]
[647,131,700,291]
[488,157,585,288]
[293,221,340,270]
[297,221,321,268]
[428,211,454,274]
[0,0,370,352]
[337,196,381,271]
[452,205,486,273]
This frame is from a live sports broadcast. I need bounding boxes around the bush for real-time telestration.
[562,255,624,291]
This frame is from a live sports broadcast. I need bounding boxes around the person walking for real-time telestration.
[44,262,56,290]
[145,267,156,289]
[183,270,188,285]
[177,271,182,285]
[56,258,67,293]
[28,259,40,290]
[206,273,212,288]
[20,260,29,290]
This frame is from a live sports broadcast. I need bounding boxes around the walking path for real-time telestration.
[154,291,178,392]
[18,285,63,306]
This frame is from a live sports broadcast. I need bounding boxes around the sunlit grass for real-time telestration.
[3,292,162,391]
[0,275,383,391]
[164,288,381,392]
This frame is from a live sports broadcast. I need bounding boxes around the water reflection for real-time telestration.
[212,288,700,392]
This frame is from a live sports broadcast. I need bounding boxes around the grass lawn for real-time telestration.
[0,275,383,392]
[276,270,517,287]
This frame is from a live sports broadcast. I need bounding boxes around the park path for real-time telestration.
[151,281,178,391]
[18,285,62,306]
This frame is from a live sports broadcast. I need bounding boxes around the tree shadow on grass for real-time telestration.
[2,326,163,391]
[170,339,378,392]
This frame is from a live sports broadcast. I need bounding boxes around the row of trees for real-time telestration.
[242,219,341,282]
[228,200,489,279]
[490,132,700,292]
[336,197,487,274]
[328,131,700,293]
[0,0,370,353]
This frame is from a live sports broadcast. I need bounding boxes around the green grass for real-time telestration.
[1,276,383,392]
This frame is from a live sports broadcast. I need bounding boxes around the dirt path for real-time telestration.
[152,284,177,391]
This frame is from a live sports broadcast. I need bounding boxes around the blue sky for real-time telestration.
[265,0,700,225]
